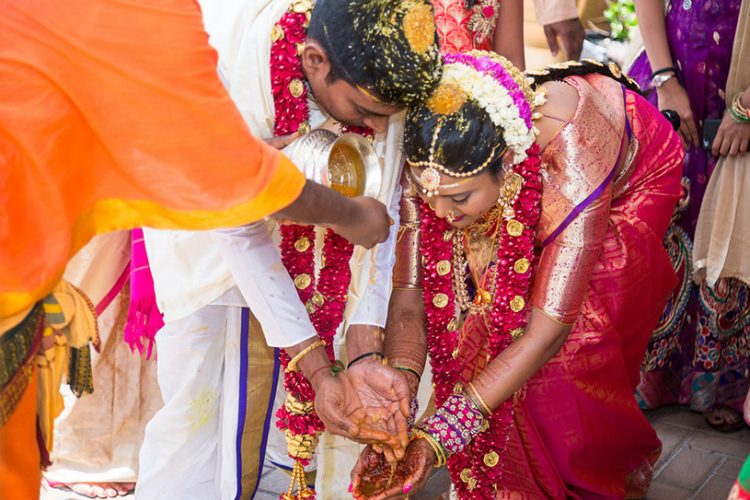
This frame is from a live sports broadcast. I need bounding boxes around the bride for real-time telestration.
[352,52,685,499]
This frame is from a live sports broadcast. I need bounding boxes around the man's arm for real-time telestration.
[342,183,413,458]
[274,180,391,249]
[211,223,397,442]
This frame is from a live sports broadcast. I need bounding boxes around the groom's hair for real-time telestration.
[308,0,443,107]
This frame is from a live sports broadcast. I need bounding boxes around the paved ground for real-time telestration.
[40,405,750,500]
[641,406,750,500]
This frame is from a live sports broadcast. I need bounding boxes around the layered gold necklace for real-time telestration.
[450,171,525,316]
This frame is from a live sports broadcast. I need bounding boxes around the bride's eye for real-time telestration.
[450,194,470,205]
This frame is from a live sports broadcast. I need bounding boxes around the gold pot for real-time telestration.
[284,129,381,198]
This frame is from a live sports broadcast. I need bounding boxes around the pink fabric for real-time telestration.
[124,228,163,358]
[487,92,683,497]
[432,0,493,53]
[94,264,130,317]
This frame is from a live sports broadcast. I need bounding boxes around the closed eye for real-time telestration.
[449,194,471,205]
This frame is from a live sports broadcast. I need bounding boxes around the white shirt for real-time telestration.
[143,0,403,348]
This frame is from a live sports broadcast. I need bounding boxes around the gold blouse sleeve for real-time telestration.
[393,172,424,290]
[531,180,612,324]
[531,74,626,324]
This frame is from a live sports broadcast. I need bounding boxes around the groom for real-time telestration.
[136,0,443,498]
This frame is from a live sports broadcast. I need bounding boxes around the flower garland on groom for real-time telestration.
[266,0,443,497]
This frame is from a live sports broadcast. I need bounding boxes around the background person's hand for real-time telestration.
[330,196,391,249]
[543,17,585,60]
[656,78,699,149]
[712,109,750,157]
[264,131,302,150]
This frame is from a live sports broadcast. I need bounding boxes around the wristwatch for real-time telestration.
[651,71,676,88]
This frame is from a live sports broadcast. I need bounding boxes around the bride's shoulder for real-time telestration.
[533,80,580,150]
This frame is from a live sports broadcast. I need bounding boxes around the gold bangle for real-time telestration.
[466,382,492,417]
[734,93,750,116]
[286,339,326,373]
[412,429,447,467]
[731,94,750,122]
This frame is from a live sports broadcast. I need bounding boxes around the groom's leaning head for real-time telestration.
[302,0,443,133]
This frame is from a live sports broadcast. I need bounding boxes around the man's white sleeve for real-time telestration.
[346,183,402,328]
[211,222,317,348]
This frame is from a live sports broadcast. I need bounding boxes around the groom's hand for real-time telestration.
[312,371,401,446]
[347,357,411,460]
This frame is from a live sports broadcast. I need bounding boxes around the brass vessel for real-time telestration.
[284,129,381,198]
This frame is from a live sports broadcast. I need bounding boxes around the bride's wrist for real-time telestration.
[411,429,446,468]
[415,392,486,459]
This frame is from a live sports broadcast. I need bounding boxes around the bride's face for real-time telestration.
[419,169,504,228]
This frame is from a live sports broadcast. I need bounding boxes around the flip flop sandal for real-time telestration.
[704,405,746,433]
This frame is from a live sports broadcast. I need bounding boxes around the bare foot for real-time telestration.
[48,481,135,498]
[703,405,745,433]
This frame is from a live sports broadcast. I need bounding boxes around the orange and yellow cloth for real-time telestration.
[0,0,306,320]
[0,0,307,498]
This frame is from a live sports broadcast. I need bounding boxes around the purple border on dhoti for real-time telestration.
[234,308,251,500]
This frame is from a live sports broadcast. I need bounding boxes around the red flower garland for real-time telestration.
[270,4,371,498]
[276,225,353,435]
[271,8,310,136]
[419,144,543,498]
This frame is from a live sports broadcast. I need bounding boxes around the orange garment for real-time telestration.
[0,0,306,319]
[0,368,40,500]
[1,1,306,497]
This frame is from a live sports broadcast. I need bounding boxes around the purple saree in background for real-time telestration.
[627,0,750,416]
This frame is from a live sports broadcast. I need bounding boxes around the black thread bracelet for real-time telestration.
[393,365,422,381]
[650,66,677,78]
[346,351,385,369]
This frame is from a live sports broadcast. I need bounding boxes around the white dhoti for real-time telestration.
[137,299,283,500]
[45,291,162,485]
[46,233,163,486]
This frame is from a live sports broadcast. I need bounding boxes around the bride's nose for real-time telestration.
[432,197,452,219]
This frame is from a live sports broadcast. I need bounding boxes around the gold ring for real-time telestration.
[388,217,395,226]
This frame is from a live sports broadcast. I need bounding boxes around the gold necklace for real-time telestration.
[451,213,501,315]
[448,169,524,315]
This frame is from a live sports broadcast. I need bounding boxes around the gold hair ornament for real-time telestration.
[407,119,506,196]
